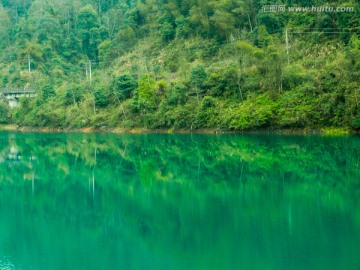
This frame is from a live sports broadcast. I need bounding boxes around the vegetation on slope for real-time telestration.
[0,0,359,131]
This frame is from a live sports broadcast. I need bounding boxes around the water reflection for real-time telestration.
[0,133,359,270]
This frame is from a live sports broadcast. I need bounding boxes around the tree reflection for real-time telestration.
[0,133,359,270]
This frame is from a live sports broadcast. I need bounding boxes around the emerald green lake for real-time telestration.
[0,132,359,270]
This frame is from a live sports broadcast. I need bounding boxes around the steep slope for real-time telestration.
[0,0,359,131]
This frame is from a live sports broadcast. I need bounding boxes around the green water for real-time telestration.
[0,132,359,270]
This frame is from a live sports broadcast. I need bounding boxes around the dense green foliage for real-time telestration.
[0,0,359,130]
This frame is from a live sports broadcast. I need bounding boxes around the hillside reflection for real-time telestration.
[1,133,359,192]
[0,132,359,270]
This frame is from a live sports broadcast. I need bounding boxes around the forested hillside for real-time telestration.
[0,0,359,131]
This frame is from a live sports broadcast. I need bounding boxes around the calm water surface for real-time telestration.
[0,132,359,270]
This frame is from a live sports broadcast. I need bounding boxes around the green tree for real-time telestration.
[113,26,136,52]
[77,4,100,58]
[137,74,156,110]
[175,15,190,39]
[210,10,235,40]
[0,6,11,48]
[166,83,188,106]
[256,25,272,48]
[190,64,207,99]
[42,84,56,101]
[94,89,109,108]
[112,74,137,102]
[159,21,175,42]
[0,99,10,123]
[98,39,111,64]
[190,65,207,88]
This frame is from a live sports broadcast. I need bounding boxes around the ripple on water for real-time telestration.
[0,255,21,270]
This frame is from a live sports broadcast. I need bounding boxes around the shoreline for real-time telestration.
[0,124,358,135]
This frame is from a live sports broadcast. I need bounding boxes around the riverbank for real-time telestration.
[0,124,19,131]
[1,124,358,135]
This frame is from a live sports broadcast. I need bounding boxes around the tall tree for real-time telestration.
[77,4,100,59]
